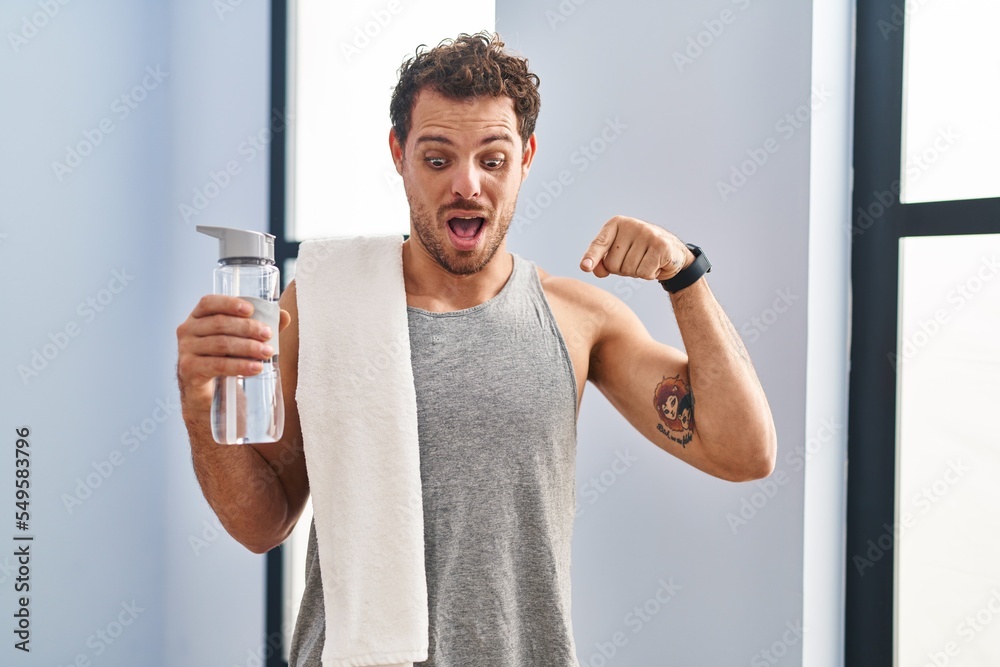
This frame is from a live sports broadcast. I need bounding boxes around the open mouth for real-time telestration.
[446,216,486,250]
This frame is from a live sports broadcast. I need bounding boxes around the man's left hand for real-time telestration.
[579,215,694,281]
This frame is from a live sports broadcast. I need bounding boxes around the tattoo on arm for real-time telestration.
[654,375,694,447]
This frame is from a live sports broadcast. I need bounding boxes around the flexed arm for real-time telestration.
[579,216,776,482]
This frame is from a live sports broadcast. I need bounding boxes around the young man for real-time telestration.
[176,32,776,666]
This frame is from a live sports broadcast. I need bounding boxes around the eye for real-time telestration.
[424,157,448,168]
[483,157,506,169]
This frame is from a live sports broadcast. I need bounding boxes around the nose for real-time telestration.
[451,160,482,200]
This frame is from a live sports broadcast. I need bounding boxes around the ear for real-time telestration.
[389,128,404,175]
[520,133,537,182]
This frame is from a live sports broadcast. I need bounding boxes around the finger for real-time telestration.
[182,334,274,361]
[190,294,254,319]
[636,245,664,280]
[178,354,264,385]
[580,218,620,272]
[601,234,634,276]
[619,242,649,278]
[592,257,611,278]
[278,308,291,332]
[183,313,273,341]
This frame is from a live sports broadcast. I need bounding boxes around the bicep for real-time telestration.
[588,301,721,477]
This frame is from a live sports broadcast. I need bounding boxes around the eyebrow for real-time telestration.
[414,133,515,148]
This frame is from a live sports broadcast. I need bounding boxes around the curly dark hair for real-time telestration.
[389,32,541,152]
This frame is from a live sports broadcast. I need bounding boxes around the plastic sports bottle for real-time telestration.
[196,225,284,444]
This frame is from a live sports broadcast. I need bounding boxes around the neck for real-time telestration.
[402,238,513,312]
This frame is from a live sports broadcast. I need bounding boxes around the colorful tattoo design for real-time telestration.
[654,375,694,447]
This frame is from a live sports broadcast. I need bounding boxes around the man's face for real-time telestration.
[390,89,535,275]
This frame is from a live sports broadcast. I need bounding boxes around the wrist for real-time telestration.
[659,243,711,293]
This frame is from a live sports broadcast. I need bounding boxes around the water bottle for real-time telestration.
[196,225,284,445]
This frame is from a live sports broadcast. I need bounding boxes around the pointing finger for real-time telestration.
[580,218,619,272]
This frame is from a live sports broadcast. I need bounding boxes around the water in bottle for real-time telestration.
[196,225,285,444]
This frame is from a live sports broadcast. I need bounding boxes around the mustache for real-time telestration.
[439,199,491,217]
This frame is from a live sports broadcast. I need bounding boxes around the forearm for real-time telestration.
[182,395,293,554]
[669,279,776,477]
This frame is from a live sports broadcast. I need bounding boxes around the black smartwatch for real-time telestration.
[659,244,711,293]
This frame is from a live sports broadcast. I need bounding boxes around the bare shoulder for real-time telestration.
[535,265,646,335]
[536,265,617,312]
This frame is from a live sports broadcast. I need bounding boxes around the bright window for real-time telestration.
[901,0,1000,203]
[282,4,495,659]
[895,233,1000,664]
[289,0,496,240]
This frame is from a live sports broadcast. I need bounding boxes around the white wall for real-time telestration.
[2,1,171,664]
[496,0,842,664]
[163,3,272,666]
[1,0,849,665]
[1,1,270,665]
[803,1,853,665]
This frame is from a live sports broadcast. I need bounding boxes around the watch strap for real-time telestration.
[659,244,711,293]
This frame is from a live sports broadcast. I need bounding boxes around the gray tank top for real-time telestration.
[288,253,579,667]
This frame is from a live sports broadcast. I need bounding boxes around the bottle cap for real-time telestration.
[196,225,275,262]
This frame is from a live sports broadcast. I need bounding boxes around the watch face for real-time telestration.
[685,244,710,271]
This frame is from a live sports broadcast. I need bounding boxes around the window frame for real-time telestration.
[847,1,1000,665]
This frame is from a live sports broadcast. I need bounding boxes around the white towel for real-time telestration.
[294,234,428,667]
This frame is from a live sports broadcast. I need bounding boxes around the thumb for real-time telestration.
[278,308,292,332]
[580,219,618,272]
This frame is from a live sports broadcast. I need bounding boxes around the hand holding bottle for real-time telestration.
[176,295,291,432]
[177,226,289,444]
